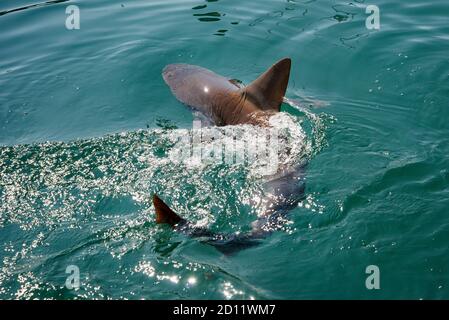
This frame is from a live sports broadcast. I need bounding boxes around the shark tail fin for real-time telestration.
[151,195,280,255]
[153,194,185,227]
[244,57,291,112]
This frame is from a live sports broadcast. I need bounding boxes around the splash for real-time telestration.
[0,108,329,299]
[284,97,334,155]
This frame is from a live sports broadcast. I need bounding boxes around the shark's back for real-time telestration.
[163,64,245,125]
[162,58,292,126]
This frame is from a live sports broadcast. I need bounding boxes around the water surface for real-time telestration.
[1,0,448,299]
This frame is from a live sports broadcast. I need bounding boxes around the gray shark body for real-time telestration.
[155,58,306,254]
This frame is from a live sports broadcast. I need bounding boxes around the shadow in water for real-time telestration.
[192,0,222,24]
[194,12,221,22]
[191,0,234,37]
[0,0,69,17]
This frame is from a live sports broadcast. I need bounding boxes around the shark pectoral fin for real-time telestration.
[152,194,185,227]
[245,57,291,112]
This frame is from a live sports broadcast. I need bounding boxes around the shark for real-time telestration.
[154,58,306,254]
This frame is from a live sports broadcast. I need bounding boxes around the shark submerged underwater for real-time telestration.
[154,58,306,254]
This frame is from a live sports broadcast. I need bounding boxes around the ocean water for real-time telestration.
[0,0,448,299]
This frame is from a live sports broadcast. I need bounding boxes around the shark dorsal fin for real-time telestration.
[244,58,291,112]
[153,194,184,227]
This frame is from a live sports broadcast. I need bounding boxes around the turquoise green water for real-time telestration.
[1,0,449,299]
